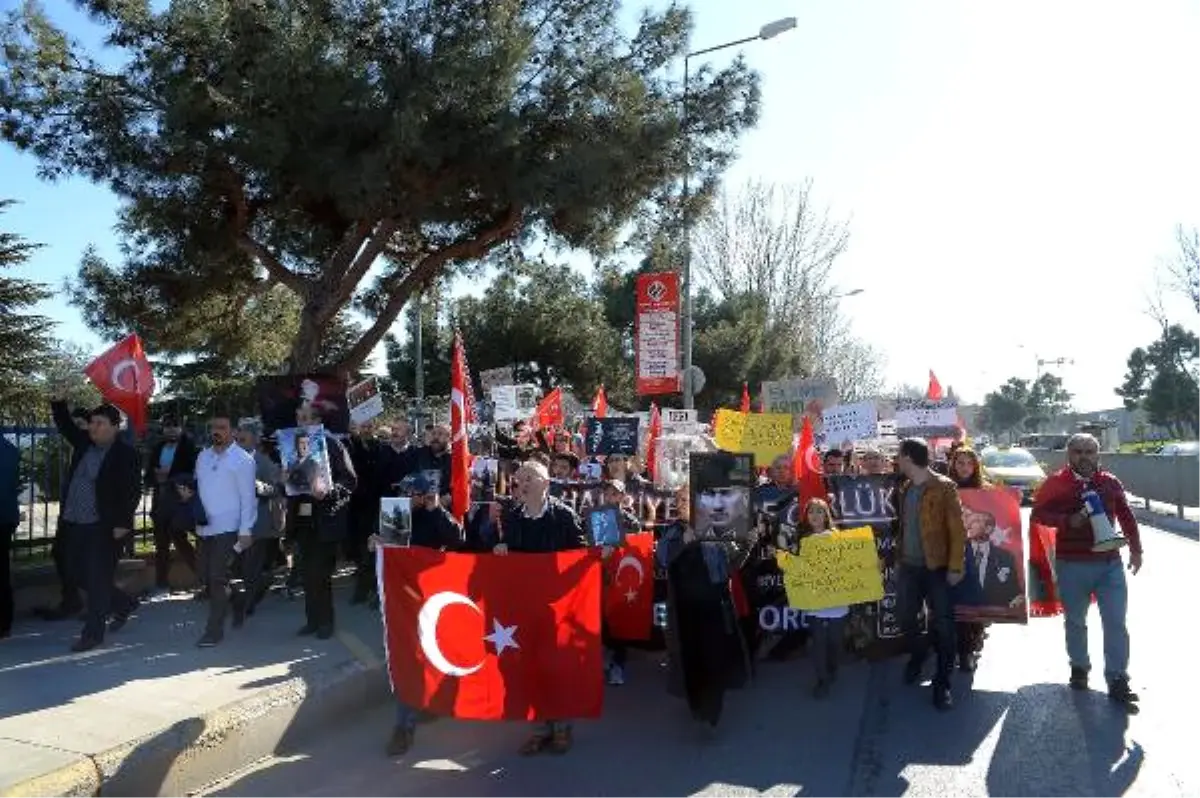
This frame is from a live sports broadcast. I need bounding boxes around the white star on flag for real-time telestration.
[624,588,638,604]
[483,618,519,656]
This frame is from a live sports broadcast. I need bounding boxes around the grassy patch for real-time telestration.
[1119,440,1180,454]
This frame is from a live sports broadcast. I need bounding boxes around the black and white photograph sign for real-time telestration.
[490,384,540,421]
[584,417,640,456]
[894,398,959,439]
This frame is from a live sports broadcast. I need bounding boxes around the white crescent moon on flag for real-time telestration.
[450,388,466,443]
[615,554,645,587]
[418,591,484,677]
[110,358,139,394]
[805,446,823,474]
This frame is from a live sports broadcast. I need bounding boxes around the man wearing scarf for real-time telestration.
[493,461,588,755]
[1031,433,1142,709]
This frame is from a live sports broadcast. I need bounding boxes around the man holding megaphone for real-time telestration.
[1032,433,1143,711]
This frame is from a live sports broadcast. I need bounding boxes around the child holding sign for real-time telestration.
[800,498,849,699]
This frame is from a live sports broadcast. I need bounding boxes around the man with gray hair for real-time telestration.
[1032,432,1143,710]
[492,460,588,755]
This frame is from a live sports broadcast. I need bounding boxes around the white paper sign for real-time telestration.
[491,384,540,421]
[821,401,879,443]
[347,377,385,425]
[660,407,699,435]
[894,398,959,438]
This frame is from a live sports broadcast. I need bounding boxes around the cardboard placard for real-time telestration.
[584,417,640,456]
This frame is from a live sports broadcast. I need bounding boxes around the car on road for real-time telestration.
[1157,441,1199,456]
[980,446,1046,505]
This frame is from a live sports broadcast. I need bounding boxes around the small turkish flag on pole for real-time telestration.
[449,332,472,522]
[532,387,564,429]
[603,532,655,641]
[740,382,751,413]
[792,415,825,509]
[380,547,603,721]
[645,403,662,482]
[591,385,608,419]
[926,370,944,401]
[84,333,154,434]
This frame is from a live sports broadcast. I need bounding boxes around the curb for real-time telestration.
[1,657,389,798]
[1131,507,1199,539]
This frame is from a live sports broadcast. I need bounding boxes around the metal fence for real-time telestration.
[1027,448,1199,516]
[3,425,157,562]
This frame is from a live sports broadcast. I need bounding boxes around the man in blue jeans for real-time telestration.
[1032,433,1142,710]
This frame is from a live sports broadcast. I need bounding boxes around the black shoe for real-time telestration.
[933,684,954,711]
[108,605,136,634]
[297,624,319,636]
[70,636,101,653]
[197,632,222,648]
[1069,666,1089,691]
[316,625,334,640]
[1108,677,1140,708]
[386,727,414,757]
[903,659,924,685]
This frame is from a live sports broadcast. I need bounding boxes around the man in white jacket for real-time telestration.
[195,414,257,647]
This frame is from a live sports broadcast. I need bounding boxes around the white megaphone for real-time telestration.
[1082,489,1127,552]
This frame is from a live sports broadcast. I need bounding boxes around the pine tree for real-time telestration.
[0,200,55,418]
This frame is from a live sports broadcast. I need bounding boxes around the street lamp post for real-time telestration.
[680,16,798,410]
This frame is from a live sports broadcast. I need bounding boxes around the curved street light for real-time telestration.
[680,17,798,409]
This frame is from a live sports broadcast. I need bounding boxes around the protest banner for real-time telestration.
[549,480,679,527]
[953,487,1028,624]
[491,384,540,421]
[894,397,959,439]
[739,412,793,463]
[660,408,699,435]
[760,377,838,433]
[634,272,681,396]
[712,408,748,452]
[584,417,640,456]
[822,400,879,444]
[347,376,384,425]
[776,526,885,610]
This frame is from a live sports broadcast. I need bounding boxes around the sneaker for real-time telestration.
[519,731,549,756]
[1108,677,1140,709]
[933,684,954,711]
[1069,666,1089,691]
[196,632,222,648]
[70,637,101,653]
[903,658,924,685]
[547,727,573,755]
[607,663,626,687]
[386,727,414,757]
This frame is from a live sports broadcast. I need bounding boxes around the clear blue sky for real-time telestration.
[4,0,1199,411]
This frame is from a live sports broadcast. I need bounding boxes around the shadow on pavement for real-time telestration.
[206,652,875,797]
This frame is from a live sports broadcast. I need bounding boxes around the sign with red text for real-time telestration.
[634,272,681,396]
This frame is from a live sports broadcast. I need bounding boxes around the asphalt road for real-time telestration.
[200,515,1197,797]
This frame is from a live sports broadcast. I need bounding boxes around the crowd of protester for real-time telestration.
[0,398,1143,759]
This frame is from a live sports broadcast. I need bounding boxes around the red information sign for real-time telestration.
[634,272,681,396]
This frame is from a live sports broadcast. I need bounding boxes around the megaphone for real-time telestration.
[1083,489,1127,552]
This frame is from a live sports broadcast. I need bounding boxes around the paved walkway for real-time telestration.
[0,577,389,797]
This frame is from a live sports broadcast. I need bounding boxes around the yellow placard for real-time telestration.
[712,409,747,453]
[739,413,793,463]
[776,526,884,610]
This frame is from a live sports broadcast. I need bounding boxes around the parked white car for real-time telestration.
[1158,441,1199,456]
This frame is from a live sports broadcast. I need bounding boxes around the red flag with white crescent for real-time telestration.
[603,532,655,640]
[83,333,154,434]
[592,385,608,419]
[792,415,825,509]
[449,332,472,521]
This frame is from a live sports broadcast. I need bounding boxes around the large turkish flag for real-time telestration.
[380,547,603,721]
[602,532,655,641]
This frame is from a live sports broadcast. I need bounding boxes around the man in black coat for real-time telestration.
[144,414,199,591]
[346,423,383,604]
[50,398,143,652]
[286,405,358,639]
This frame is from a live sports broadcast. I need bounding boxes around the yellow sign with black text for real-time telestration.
[776,526,884,610]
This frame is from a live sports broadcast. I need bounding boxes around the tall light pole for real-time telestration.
[680,16,798,410]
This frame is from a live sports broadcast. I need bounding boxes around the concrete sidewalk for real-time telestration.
[0,578,391,797]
